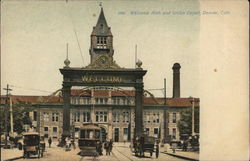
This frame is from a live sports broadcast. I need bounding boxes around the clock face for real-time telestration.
[100,56,107,64]
[98,55,109,68]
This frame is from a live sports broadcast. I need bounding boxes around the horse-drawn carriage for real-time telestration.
[78,123,102,156]
[22,132,44,158]
[132,135,159,158]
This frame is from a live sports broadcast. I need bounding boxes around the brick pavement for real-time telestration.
[1,142,191,161]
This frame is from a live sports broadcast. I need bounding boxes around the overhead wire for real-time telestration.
[65,0,85,66]
[9,85,54,94]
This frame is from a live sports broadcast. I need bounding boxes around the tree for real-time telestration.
[177,107,200,137]
[0,101,32,135]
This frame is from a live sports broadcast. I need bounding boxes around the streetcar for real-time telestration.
[78,123,101,156]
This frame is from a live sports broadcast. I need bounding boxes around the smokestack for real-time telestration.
[172,63,181,98]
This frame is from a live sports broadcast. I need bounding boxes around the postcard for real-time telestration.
[1,0,249,161]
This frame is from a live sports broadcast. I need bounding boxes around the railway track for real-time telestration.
[112,146,134,161]
[79,155,99,161]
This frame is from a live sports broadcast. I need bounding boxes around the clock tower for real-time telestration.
[87,7,120,69]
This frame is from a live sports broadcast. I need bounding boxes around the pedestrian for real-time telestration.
[70,137,76,149]
[48,137,52,148]
[104,141,109,155]
[97,141,103,155]
[139,136,145,157]
[109,139,113,154]
[172,142,177,153]
[65,137,71,151]
[182,140,188,151]
[155,142,159,158]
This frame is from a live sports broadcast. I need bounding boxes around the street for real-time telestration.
[2,142,191,161]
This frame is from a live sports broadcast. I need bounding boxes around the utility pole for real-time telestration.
[191,97,195,136]
[3,84,12,148]
[10,97,13,137]
[163,78,168,142]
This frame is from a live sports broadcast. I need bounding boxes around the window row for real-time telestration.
[44,126,58,138]
[43,112,60,122]
[71,97,134,105]
[72,111,91,122]
[71,97,91,105]
[112,111,130,123]
[144,113,160,123]
[97,37,107,49]
[112,97,133,105]
[145,128,159,138]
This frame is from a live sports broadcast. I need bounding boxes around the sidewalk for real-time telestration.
[2,148,23,161]
[162,144,199,161]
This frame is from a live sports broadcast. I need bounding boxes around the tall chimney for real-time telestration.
[172,63,181,98]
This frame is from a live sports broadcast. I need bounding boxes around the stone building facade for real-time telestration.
[24,91,198,142]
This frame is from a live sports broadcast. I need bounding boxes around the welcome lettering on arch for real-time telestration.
[81,75,122,83]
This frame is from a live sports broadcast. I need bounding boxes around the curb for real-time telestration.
[162,152,199,161]
[4,156,23,161]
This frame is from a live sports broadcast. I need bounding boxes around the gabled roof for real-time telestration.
[0,94,199,107]
[91,8,112,36]
[143,97,200,107]
[0,95,63,104]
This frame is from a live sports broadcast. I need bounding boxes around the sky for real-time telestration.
[1,0,200,97]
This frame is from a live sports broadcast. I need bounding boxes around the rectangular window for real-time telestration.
[104,98,108,104]
[153,113,160,123]
[123,128,128,141]
[44,127,48,132]
[52,113,59,122]
[96,111,108,122]
[95,98,99,104]
[33,111,37,121]
[173,113,176,123]
[71,97,77,104]
[112,98,116,104]
[113,112,120,122]
[74,112,80,122]
[154,128,159,138]
[146,113,150,123]
[123,112,129,123]
[173,128,176,139]
[52,127,57,137]
[79,97,84,104]
[53,127,57,132]
[43,112,49,122]
[146,128,150,135]
[100,98,103,104]
[153,114,156,123]
[156,113,160,123]
[83,111,90,122]
[97,37,107,49]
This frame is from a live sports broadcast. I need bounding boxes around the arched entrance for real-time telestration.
[100,127,107,142]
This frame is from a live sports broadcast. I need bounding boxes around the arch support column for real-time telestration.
[62,85,71,137]
[134,82,144,137]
